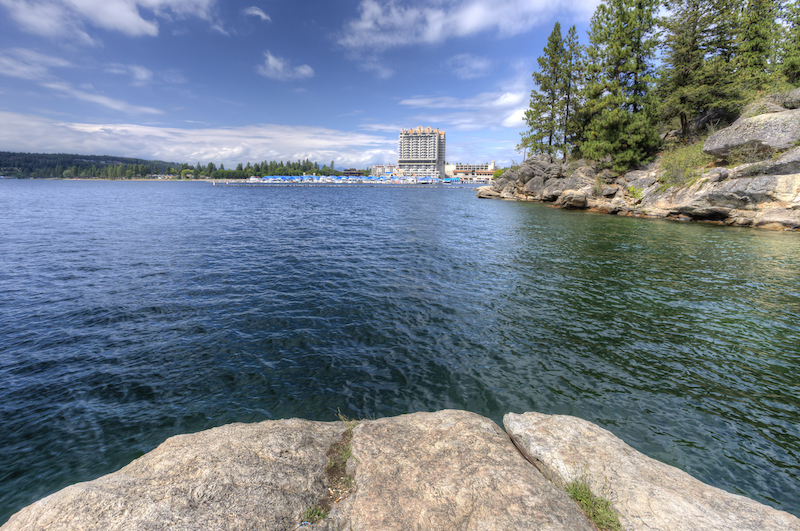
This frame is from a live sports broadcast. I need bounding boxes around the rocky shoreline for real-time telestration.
[478,90,800,231]
[476,155,800,230]
[3,410,798,531]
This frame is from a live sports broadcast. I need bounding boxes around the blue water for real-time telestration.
[1,179,799,523]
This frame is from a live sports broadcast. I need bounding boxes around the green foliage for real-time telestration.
[300,506,328,523]
[783,1,800,84]
[493,168,506,179]
[520,22,585,160]
[580,0,661,172]
[738,0,780,91]
[627,186,643,199]
[659,140,713,185]
[657,0,717,136]
[520,22,566,157]
[566,478,621,531]
[727,142,775,165]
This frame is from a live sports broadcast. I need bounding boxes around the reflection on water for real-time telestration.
[0,180,798,523]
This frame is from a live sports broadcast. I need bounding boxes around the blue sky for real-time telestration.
[0,0,600,169]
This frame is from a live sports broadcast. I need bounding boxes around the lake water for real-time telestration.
[1,179,799,523]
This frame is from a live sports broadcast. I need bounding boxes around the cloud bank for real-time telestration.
[0,112,398,167]
[339,0,600,52]
[0,0,218,42]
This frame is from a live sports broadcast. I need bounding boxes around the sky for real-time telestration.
[0,0,602,169]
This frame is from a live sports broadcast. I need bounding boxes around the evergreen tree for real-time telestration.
[738,0,779,90]
[562,25,585,158]
[520,22,566,157]
[783,0,800,84]
[581,0,660,172]
[658,0,712,136]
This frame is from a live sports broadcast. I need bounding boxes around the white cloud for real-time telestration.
[0,49,163,113]
[445,53,491,79]
[242,6,269,21]
[339,0,600,52]
[0,0,218,41]
[0,48,72,80]
[41,81,163,114]
[397,65,531,131]
[0,111,398,167]
[107,64,154,85]
[257,51,314,81]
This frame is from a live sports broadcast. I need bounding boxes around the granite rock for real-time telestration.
[1,419,346,531]
[342,410,594,531]
[504,411,800,531]
[703,109,800,158]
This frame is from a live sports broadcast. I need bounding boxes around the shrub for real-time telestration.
[659,141,713,186]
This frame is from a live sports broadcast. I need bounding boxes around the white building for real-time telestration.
[370,164,398,177]
[444,161,496,183]
[398,126,446,179]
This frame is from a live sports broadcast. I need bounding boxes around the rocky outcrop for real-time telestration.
[4,410,799,531]
[702,109,800,158]
[1,419,346,531]
[341,410,592,531]
[477,94,800,231]
[505,412,800,531]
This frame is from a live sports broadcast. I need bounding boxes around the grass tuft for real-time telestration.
[566,478,621,531]
[300,506,328,524]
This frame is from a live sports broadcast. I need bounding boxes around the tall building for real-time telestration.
[398,126,446,179]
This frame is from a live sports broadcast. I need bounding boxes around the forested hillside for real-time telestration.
[519,0,799,172]
[0,152,344,179]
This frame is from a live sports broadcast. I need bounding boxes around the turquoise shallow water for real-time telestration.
[1,179,799,522]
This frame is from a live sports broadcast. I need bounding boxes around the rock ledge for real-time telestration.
[3,410,798,531]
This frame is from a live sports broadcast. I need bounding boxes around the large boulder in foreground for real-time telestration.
[504,412,800,531]
[342,409,592,531]
[1,419,345,531]
[703,109,800,158]
[5,410,799,531]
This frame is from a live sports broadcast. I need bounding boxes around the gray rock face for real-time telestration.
[517,155,564,185]
[729,146,800,177]
[343,410,593,531]
[504,412,800,531]
[766,87,800,109]
[1,419,346,531]
[703,109,800,158]
[475,185,500,199]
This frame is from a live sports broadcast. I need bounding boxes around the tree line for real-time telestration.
[0,152,358,179]
[519,0,799,173]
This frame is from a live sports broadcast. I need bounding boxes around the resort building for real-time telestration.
[444,161,496,183]
[398,126,446,179]
[370,164,398,177]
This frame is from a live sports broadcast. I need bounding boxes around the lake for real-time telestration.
[1,179,799,523]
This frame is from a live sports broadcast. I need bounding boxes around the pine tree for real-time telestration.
[783,0,800,84]
[581,0,661,172]
[658,0,712,136]
[520,22,566,157]
[738,0,779,90]
[562,25,585,159]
